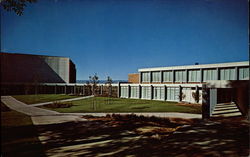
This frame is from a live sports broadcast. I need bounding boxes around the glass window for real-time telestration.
[163,71,173,82]
[153,87,165,100]
[142,72,150,82]
[152,71,161,82]
[141,86,151,99]
[239,67,249,80]
[220,68,236,80]
[203,69,217,81]
[175,70,186,82]
[120,86,128,98]
[166,87,179,101]
[130,86,139,98]
[188,70,201,82]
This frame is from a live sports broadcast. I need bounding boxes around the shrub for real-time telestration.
[46,101,73,108]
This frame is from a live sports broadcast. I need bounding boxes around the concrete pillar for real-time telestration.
[128,85,131,98]
[149,71,152,83]
[179,85,182,102]
[139,72,141,84]
[64,85,67,94]
[117,82,121,98]
[82,85,85,95]
[164,85,167,101]
[173,70,175,83]
[195,85,199,103]
[151,85,153,100]
[55,85,57,94]
[202,84,210,119]
[138,85,141,99]
[160,71,163,83]
[74,85,76,95]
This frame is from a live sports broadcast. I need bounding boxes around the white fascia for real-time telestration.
[139,61,249,72]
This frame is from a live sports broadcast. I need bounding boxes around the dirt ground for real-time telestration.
[36,115,249,157]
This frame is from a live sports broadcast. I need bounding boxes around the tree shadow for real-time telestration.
[35,116,249,157]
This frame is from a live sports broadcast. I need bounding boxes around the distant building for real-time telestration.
[1,52,76,84]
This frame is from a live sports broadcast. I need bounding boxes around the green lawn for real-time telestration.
[1,102,45,156]
[13,94,80,104]
[42,97,202,114]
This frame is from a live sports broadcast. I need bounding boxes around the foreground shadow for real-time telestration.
[36,116,249,157]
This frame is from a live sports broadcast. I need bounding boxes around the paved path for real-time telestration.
[1,95,201,126]
[1,96,87,125]
[30,95,94,107]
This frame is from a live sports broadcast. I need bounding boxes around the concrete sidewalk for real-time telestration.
[1,96,87,125]
[30,95,94,107]
[1,96,201,126]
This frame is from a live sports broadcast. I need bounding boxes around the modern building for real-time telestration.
[119,61,249,104]
[1,52,76,84]
[0,52,77,95]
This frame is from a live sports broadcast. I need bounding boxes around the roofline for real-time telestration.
[1,52,70,59]
[139,61,249,72]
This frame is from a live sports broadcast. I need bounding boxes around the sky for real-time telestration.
[1,0,248,80]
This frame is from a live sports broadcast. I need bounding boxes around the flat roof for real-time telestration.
[139,61,249,72]
[1,52,70,59]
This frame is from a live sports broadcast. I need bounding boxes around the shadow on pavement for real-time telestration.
[36,115,249,157]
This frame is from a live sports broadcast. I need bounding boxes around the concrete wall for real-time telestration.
[1,52,76,84]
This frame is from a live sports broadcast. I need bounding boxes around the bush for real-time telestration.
[45,101,73,108]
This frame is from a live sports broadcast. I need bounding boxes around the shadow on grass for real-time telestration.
[1,102,46,157]
[36,115,249,157]
[2,125,46,157]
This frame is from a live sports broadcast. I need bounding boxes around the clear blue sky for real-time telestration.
[1,0,248,80]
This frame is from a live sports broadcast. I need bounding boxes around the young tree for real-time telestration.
[105,76,113,104]
[89,73,99,96]
[89,73,99,110]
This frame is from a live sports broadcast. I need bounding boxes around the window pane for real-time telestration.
[152,71,160,82]
[142,72,150,82]
[239,67,249,80]
[163,71,173,82]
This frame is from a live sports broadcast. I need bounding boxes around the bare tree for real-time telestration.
[89,73,99,111]
[105,76,113,104]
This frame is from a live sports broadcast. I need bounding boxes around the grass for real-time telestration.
[42,97,202,114]
[1,102,45,156]
[13,94,80,104]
